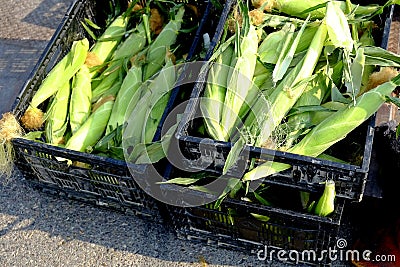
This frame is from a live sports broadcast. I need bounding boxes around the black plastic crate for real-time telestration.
[172,1,398,202]
[163,167,345,266]
[10,0,220,221]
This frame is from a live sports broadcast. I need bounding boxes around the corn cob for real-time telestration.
[21,38,89,130]
[143,6,185,81]
[70,64,92,134]
[86,14,130,78]
[283,71,329,149]
[106,64,143,134]
[273,16,310,85]
[314,180,336,217]
[65,96,114,152]
[200,42,235,141]
[123,58,176,162]
[221,23,259,140]
[252,0,381,20]
[91,22,147,102]
[45,80,71,145]
[258,28,286,65]
[246,20,327,148]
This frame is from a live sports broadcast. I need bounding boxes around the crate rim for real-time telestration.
[174,88,375,172]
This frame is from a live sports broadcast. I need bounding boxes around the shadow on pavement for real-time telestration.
[0,39,49,115]
[0,170,260,266]
[22,0,70,30]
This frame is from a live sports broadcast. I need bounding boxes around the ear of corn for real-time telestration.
[272,16,310,85]
[254,0,381,20]
[123,58,176,162]
[20,38,88,131]
[106,64,143,134]
[200,43,235,141]
[91,21,148,102]
[87,14,130,78]
[289,73,400,157]
[45,80,71,145]
[258,29,287,64]
[247,20,327,147]
[70,64,92,134]
[314,180,336,217]
[143,6,185,80]
[30,38,89,110]
[221,23,259,140]
[112,22,147,61]
[283,70,329,149]
[91,63,125,103]
[65,97,114,152]
[325,1,353,52]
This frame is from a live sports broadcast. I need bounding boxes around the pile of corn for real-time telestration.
[0,1,204,167]
[168,0,400,216]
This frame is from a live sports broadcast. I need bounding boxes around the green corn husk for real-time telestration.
[106,64,143,134]
[91,67,124,103]
[201,42,235,141]
[112,22,147,61]
[21,38,89,130]
[145,59,177,142]
[70,64,92,134]
[31,39,89,109]
[123,58,177,163]
[87,14,130,78]
[65,97,114,152]
[143,6,185,81]
[254,0,381,20]
[314,180,336,217]
[283,71,329,149]
[258,27,287,65]
[289,75,400,157]
[45,80,71,146]
[246,20,327,147]
[243,72,400,181]
[221,23,259,140]
[91,22,147,102]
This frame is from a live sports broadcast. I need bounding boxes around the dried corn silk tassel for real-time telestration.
[150,8,164,34]
[20,106,44,130]
[364,67,399,93]
[0,112,24,180]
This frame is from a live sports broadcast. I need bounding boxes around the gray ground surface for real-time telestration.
[0,1,359,266]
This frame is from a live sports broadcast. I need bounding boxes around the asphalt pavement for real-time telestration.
[0,1,388,267]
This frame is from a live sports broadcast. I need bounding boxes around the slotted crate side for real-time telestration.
[173,1,396,202]
[10,0,218,221]
[13,138,163,220]
[176,120,373,201]
[166,187,344,266]
[160,161,344,266]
